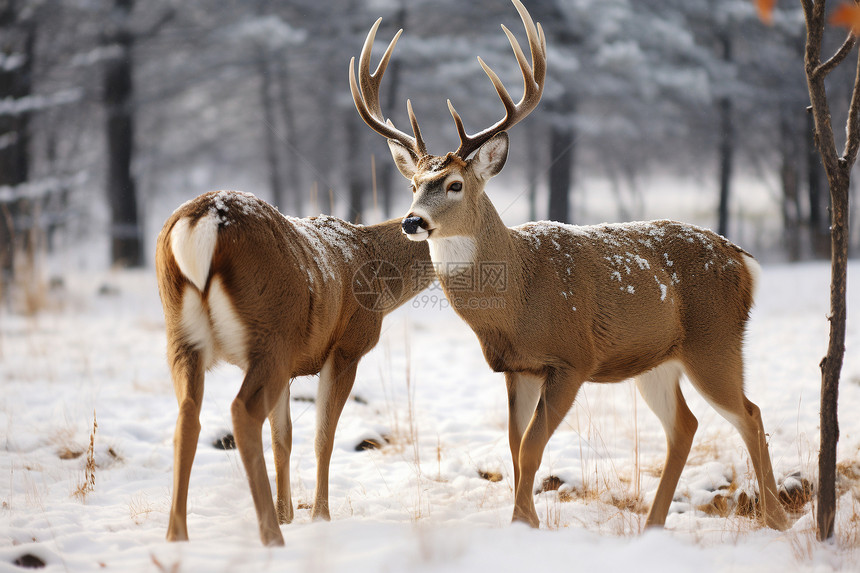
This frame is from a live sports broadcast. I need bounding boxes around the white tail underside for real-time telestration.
[171,214,248,368]
[741,253,762,304]
[171,213,219,291]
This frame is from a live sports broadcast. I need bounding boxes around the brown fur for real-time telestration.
[156,190,431,545]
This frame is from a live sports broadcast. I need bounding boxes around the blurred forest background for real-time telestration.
[1,0,859,298]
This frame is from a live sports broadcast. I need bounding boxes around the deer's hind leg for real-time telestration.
[231,360,290,546]
[269,383,294,525]
[166,343,205,542]
[683,347,789,531]
[635,361,697,528]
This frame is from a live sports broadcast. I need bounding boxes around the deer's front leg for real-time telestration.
[269,383,294,525]
[513,369,583,528]
[312,350,360,521]
[505,372,543,494]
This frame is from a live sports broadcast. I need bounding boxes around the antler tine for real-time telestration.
[407,100,427,156]
[447,99,468,146]
[512,0,546,86]
[452,0,547,159]
[349,18,426,157]
[358,19,395,118]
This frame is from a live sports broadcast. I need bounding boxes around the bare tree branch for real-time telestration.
[844,47,860,166]
[139,8,175,39]
[815,32,857,79]
[802,0,823,76]
[804,7,841,173]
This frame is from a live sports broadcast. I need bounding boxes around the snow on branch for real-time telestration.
[69,45,125,68]
[0,173,86,204]
[230,16,307,50]
[0,132,18,151]
[0,52,27,72]
[0,89,82,117]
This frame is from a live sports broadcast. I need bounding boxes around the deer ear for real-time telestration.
[471,132,509,180]
[388,139,419,179]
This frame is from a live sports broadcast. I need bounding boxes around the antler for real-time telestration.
[349,18,427,158]
[449,0,546,159]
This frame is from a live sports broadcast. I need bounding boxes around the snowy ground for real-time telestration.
[2,259,860,572]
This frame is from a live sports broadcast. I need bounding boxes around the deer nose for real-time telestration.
[401,215,431,241]
[401,215,425,235]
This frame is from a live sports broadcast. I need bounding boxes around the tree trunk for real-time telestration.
[103,0,142,268]
[547,98,575,224]
[258,52,285,209]
[276,58,303,216]
[0,10,34,279]
[717,32,734,238]
[818,173,848,540]
[808,111,831,258]
[780,109,802,261]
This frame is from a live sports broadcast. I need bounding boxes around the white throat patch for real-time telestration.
[428,236,477,276]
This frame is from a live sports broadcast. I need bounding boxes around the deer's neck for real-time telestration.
[430,193,522,300]
[365,218,433,310]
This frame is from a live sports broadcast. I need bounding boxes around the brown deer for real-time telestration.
[350,0,789,530]
[156,190,431,546]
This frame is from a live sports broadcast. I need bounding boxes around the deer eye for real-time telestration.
[411,184,417,194]
[447,181,463,193]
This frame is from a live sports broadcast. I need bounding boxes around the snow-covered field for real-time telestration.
[2,259,860,572]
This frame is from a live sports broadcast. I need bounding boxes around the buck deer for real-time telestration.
[351,0,790,530]
[156,190,431,546]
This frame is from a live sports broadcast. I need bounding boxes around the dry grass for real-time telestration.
[435,436,444,482]
[52,426,84,460]
[785,489,860,565]
[57,447,83,461]
[696,489,735,518]
[537,472,647,535]
[377,340,409,454]
[837,497,860,548]
[779,473,815,513]
[150,554,180,573]
[837,459,860,498]
[477,469,503,483]
[5,223,60,316]
[686,429,734,466]
[73,411,97,502]
[689,467,815,524]
[129,495,154,525]
[608,492,648,515]
[355,436,387,451]
[787,523,818,563]
[377,327,428,521]
[13,257,48,316]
